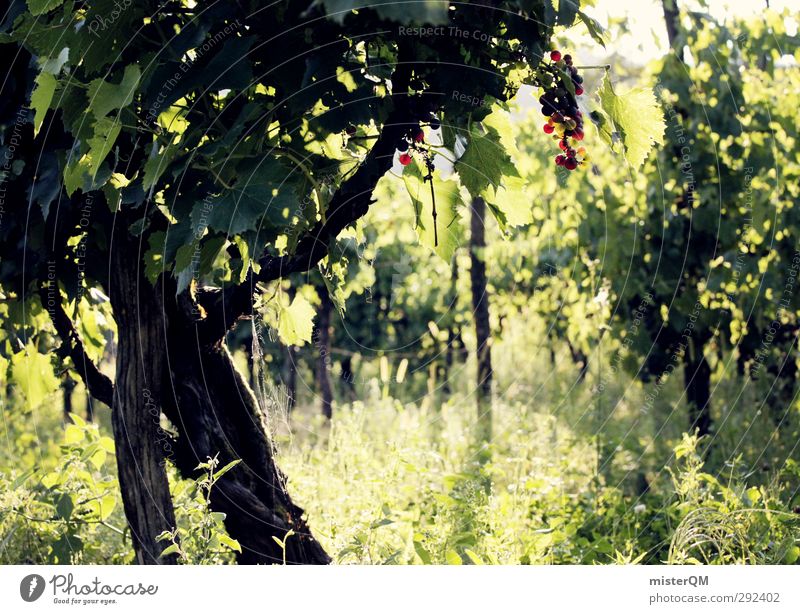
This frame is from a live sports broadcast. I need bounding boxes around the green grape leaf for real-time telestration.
[277,294,316,346]
[457,119,517,199]
[40,47,70,75]
[230,235,252,284]
[218,534,242,553]
[483,174,532,228]
[198,161,301,235]
[86,117,122,177]
[87,65,141,119]
[98,493,117,521]
[578,11,607,48]
[143,140,181,192]
[27,0,64,16]
[589,109,614,147]
[596,74,665,169]
[55,493,74,520]
[198,236,228,277]
[30,72,57,136]
[413,539,432,564]
[11,345,60,408]
[558,0,580,27]
[144,231,168,284]
[77,303,106,362]
[454,109,530,228]
[64,117,122,195]
[51,533,83,563]
[403,162,463,261]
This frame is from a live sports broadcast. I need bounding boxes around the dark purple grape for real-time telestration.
[539,96,558,115]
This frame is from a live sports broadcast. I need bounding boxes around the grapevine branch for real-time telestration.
[38,284,115,408]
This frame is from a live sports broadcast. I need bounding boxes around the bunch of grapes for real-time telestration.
[391,107,442,244]
[538,50,589,171]
[396,109,439,166]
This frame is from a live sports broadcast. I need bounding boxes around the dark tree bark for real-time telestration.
[339,355,356,401]
[683,343,712,438]
[443,334,454,396]
[62,375,75,422]
[108,239,178,565]
[315,289,334,419]
[470,197,493,442]
[566,338,589,383]
[131,91,413,564]
[162,305,330,563]
[661,0,684,61]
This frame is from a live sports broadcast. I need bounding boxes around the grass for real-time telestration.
[276,385,800,565]
[2,322,799,564]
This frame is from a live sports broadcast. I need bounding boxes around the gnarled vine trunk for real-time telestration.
[104,261,330,564]
[162,302,330,564]
[109,241,178,564]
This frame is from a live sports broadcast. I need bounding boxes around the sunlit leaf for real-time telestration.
[10,345,60,409]
[277,294,316,346]
[596,74,665,169]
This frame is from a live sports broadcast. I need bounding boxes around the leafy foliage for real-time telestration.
[0,414,128,564]
[157,456,242,564]
[595,74,665,169]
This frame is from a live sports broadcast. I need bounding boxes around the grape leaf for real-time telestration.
[596,74,665,169]
[55,493,74,520]
[403,162,464,261]
[11,345,60,408]
[457,121,515,199]
[144,231,168,284]
[197,161,301,234]
[578,10,607,48]
[277,294,316,346]
[40,47,69,75]
[455,110,530,227]
[218,534,242,553]
[87,65,141,119]
[558,0,580,27]
[64,116,122,194]
[27,0,64,16]
[483,174,532,228]
[143,140,181,192]
[30,72,57,136]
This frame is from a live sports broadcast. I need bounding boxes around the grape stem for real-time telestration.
[423,152,438,247]
[427,171,438,247]
[573,64,611,71]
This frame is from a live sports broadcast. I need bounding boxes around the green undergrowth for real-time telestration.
[277,394,800,565]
